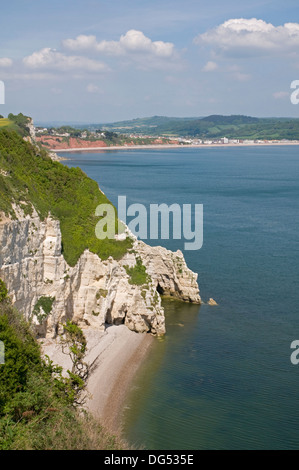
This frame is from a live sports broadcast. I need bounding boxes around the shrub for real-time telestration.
[0,302,42,417]
[124,258,150,286]
[0,280,7,302]
[33,296,55,324]
[0,300,126,450]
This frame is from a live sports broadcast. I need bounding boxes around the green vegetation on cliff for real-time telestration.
[0,113,31,137]
[0,129,132,266]
[0,284,125,450]
[124,258,150,286]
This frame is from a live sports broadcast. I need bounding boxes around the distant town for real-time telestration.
[34,125,299,150]
[2,113,299,151]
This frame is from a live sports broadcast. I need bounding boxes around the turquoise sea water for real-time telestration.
[61,146,299,450]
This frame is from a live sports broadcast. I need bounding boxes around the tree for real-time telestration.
[7,113,30,137]
[60,321,90,407]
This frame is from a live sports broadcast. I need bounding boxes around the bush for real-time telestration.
[33,296,55,324]
[124,258,150,286]
[0,301,42,417]
[0,299,126,450]
[0,280,7,302]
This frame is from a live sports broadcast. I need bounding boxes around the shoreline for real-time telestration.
[99,328,154,433]
[41,325,154,434]
[54,141,299,154]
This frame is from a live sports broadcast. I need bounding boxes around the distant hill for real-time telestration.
[31,114,299,141]
[200,115,259,125]
[103,115,200,128]
[101,115,201,133]
[101,115,299,140]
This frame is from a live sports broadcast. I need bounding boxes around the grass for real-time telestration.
[0,119,18,132]
[0,119,12,128]
[0,129,132,266]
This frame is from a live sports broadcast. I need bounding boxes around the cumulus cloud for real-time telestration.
[63,30,175,59]
[0,58,13,68]
[63,35,98,51]
[23,48,109,72]
[195,18,299,56]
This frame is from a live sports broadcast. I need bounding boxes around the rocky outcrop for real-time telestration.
[0,208,201,339]
[135,240,201,303]
[22,118,36,145]
[23,118,65,162]
[27,118,36,143]
[207,298,218,306]
[48,151,66,162]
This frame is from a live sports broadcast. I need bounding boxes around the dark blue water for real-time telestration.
[61,146,299,450]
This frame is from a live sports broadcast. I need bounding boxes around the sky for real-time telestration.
[1,0,299,123]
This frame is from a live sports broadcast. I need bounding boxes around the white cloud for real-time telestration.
[23,48,109,72]
[119,30,174,58]
[195,18,299,56]
[202,61,218,72]
[0,58,13,68]
[63,30,175,59]
[63,35,98,51]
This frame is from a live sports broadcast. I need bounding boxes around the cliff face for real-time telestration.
[0,208,201,338]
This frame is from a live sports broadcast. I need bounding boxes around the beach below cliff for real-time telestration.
[41,325,154,433]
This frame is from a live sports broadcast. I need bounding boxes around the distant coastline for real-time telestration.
[55,141,299,153]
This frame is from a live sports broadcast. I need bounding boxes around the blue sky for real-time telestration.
[1,0,299,123]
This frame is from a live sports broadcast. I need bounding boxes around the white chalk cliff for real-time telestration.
[0,206,201,338]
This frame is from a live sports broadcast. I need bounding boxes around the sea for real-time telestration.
[61,145,299,450]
